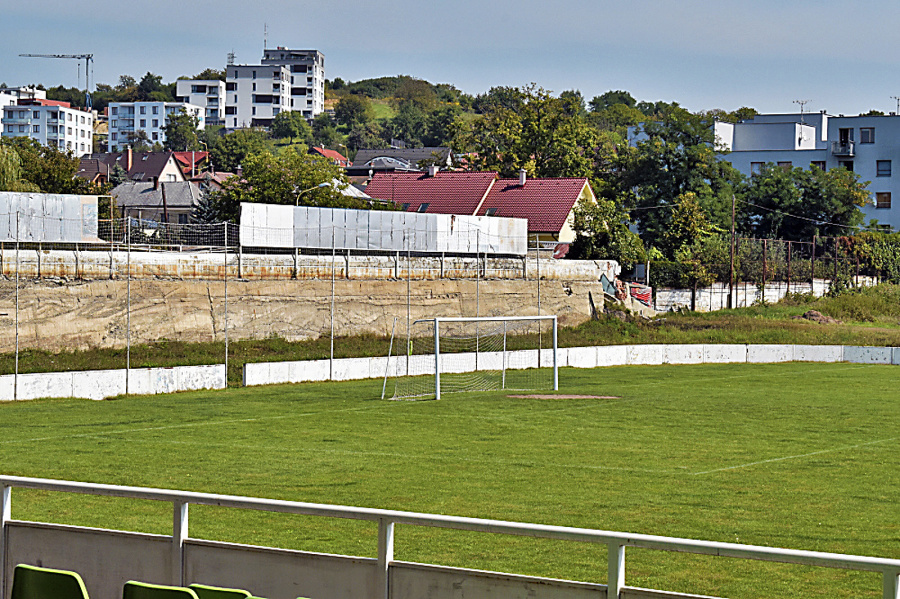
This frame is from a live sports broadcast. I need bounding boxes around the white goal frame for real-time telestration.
[384,315,558,400]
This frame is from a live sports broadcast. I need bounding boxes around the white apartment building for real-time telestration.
[718,112,900,231]
[224,47,325,130]
[1,100,94,157]
[174,80,226,127]
[107,102,204,152]
[0,86,46,108]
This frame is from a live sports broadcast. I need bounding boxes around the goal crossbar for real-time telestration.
[386,315,558,400]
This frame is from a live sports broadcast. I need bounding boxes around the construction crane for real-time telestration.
[19,53,94,109]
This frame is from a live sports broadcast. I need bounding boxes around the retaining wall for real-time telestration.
[655,279,878,312]
[244,344,900,387]
[0,364,225,401]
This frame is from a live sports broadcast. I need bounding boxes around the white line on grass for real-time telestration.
[691,436,899,475]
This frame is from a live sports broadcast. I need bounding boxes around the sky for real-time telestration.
[2,0,899,116]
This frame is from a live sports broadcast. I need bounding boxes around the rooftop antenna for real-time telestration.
[227,51,235,66]
[793,99,810,124]
[891,96,900,114]
[264,23,268,52]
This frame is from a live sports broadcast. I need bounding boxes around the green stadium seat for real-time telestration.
[123,581,200,599]
[188,583,252,599]
[10,564,90,599]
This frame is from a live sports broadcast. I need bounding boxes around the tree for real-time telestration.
[738,164,868,240]
[570,196,644,268]
[271,111,313,145]
[1,138,91,194]
[454,84,599,179]
[347,121,385,155]
[211,128,272,173]
[190,189,219,223]
[124,130,153,152]
[162,108,201,151]
[137,72,170,101]
[312,113,341,148]
[210,149,362,222]
[626,105,742,254]
[0,145,38,192]
[109,163,129,186]
[334,94,372,128]
[589,90,636,112]
[194,68,225,81]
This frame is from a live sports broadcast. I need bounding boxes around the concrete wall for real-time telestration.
[0,364,225,401]
[242,343,897,387]
[654,278,877,312]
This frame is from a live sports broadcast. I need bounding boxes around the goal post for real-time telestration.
[383,315,558,400]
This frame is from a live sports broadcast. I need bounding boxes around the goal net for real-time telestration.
[382,316,558,400]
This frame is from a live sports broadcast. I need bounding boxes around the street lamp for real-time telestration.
[296,182,330,206]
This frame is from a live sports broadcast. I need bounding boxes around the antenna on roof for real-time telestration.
[892,96,900,114]
[227,51,235,66]
[263,23,268,52]
[793,99,810,124]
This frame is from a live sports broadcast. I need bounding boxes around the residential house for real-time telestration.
[174,80,226,127]
[713,111,900,230]
[364,169,590,243]
[107,101,204,151]
[112,180,202,224]
[173,151,210,178]
[310,147,350,167]
[76,150,186,186]
[2,98,94,157]
[224,47,325,130]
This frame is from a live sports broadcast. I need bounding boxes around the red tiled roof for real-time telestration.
[365,171,498,215]
[173,151,209,171]
[477,178,589,233]
[312,146,350,165]
[19,98,71,108]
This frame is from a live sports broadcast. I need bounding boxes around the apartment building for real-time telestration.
[107,102,204,152]
[0,86,46,108]
[1,99,94,157]
[718,112,900,230]
[224,47,325,130]
[174,80,226,127]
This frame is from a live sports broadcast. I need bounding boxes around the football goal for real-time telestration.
[382,315,558,400]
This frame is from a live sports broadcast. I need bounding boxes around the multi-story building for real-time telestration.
[224,47,325,130]
[0,86,46,108]
[717,112,900,230]
[107,102,204,152]
[1,99,93,157]
[174,80,226,127]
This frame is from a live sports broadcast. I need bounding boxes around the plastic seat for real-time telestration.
[123,581,200,599]
[188,584,252,599]
[10,564,90,599]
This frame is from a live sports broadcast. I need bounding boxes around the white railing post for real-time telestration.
[377,518,395,599]
[552,316,558,391]
[886,569,900,599]
[1,485,10,599]
[173,501,189,586]
[434,318,441,400]
[608,542,625,599]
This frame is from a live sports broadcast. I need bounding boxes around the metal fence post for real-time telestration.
[126,219,131,395]
[224,222,229,387]
[377,518,394,599]
[608,542,625,599]
[14,213,19,401]
[330,226,336,381]
[172,501,188,586]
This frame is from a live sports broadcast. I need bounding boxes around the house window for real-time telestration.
[166,174,177,182]
[5,125,12,133]
[860,127,875,144]
[111,107,118,115]
[111,132,117,140]
[750,162,764,175]
[252,70,257,79]
[32,125,39,133]
[811,161,826,170]
[877,160,891,177]
[67,127,72,135]
[839,160,853,172]
[112,120,117,127]
[152,106,159,115]
[485,207,499,216]
[153,119,159,127]
[178,214,188,224]
[140,119,146,127]
[32,111,40,118]
[875,192,891,209]
[140,106,146,114]
[152,132,158,141]
[18,125,25,132]
[417,203,429,213]
[777,161,792,170]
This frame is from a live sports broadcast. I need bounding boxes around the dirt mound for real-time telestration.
[792,310,842,325]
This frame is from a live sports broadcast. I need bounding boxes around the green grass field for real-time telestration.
[2,362,899,598]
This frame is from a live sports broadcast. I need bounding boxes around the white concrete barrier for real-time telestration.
[793,345,844,363]
[662,344,704,365]
[627,344,664,365]
[0,364,225,401]
[844,346,893,365]
[567,346,598,369]
[597,345,628,367]
[703,344,747,363]
[747,344,794,364]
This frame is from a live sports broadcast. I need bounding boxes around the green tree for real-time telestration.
[347,121,385,155]
[210,149,362,222]
[190,189,219,223]
[454,84,599,179]
[589,90,636,112]
[627,105,742,254]
[0,145,38,192]
[1,138,91,194]
[137,72,170,101]
[312,113,341,148]
[193,68,225,81]
[162,108,201,151]
[211,128,272,173]
[109,163,129,186]
[271,111,313,145]
[334,94,372,128]
[570,196,645,268]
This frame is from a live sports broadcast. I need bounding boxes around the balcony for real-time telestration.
[832,140,855,156]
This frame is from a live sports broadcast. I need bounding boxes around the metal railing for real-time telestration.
[1,476,898,599]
